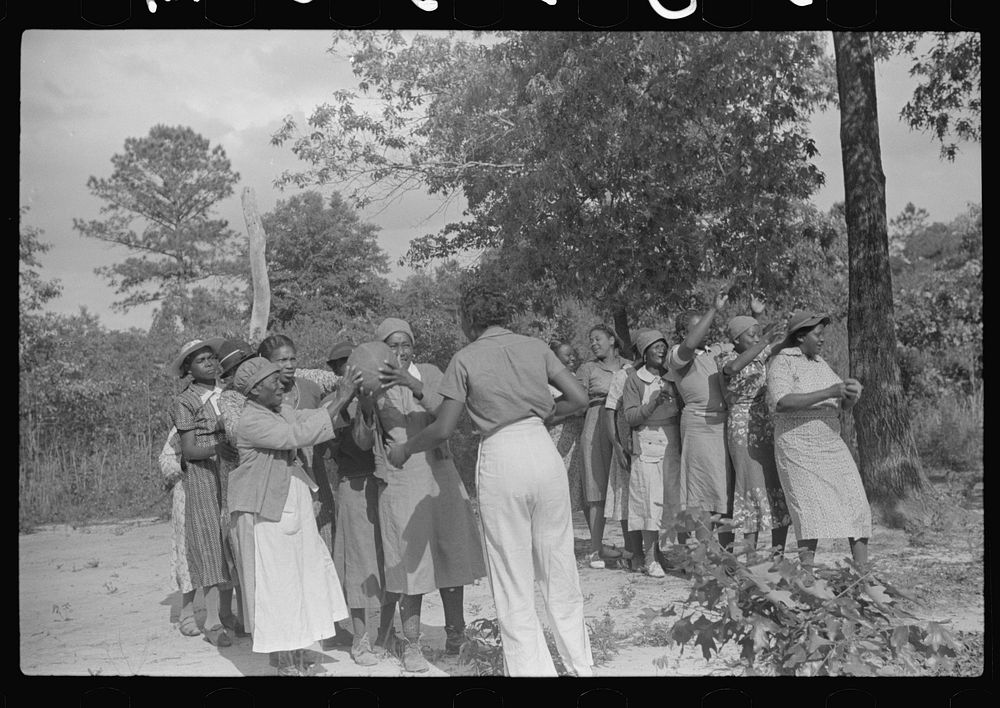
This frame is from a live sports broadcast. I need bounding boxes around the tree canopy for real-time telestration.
[273,31,837,328]
[876,32,980,161]
[260,190,390,327]
[74,124,243,314]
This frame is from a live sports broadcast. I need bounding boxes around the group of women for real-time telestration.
[159,279,872,678]
[546,288,873,580]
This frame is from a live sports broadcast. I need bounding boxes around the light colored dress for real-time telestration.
[546,384,585,513]
[158,427,193,594]
[766,347,872,540]
[602,367,633,522]
[716,347,790,535]
[576,356,631,503]
[668,343,733,516]
[373,363,487,596]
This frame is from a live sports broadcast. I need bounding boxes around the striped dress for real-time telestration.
[169,383,231,589]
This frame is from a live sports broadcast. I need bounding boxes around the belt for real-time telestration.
[588,398,608,408]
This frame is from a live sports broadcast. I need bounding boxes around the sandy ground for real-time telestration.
[19,511,983,677]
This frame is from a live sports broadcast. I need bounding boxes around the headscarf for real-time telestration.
[375,317,415,345]
[726,316,758,342]
[232,357,282,396]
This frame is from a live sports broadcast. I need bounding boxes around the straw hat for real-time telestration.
[166,337,225,378]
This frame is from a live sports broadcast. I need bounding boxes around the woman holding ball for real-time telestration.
[365,318,486,672]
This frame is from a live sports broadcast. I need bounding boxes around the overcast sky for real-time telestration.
[19,31,982,331]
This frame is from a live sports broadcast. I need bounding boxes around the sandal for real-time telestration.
[203,624,233,647]
[586,551,606,569]
[178,614,201,637]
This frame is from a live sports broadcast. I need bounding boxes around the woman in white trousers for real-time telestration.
[385,282,594,677]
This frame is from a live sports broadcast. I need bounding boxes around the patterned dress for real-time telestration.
[546,384,586,514]
[602,367,633,522]
[716,347,790,535]
[169,383,231,589]
[766,347,872,540]
[158,427,193,594]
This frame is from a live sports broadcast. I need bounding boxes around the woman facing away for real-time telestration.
[226,356,363,675]
[366,317,487,673]
[766,310,870,568]
[385,284,594,677]
[575,325,633,569]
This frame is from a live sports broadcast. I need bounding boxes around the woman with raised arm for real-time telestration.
[226,356,363,676]
[666,287,735,548]
[385,285,594,677]
[766,311,870,567]
[715,301,791,558]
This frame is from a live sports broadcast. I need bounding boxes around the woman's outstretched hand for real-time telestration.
[387,442,409,468]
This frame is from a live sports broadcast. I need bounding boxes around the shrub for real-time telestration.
[908,390,983,473]
[643,511,963,676]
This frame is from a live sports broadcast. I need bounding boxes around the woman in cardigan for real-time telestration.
[621,329,683,578]
[226,356,362,676]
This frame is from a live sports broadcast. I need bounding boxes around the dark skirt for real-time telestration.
[183,457,231,588]
[333,474,387,608]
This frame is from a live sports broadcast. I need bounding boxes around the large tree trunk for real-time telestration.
[613,304,632,354]
[833,32,930,526]
[241,187,271,346]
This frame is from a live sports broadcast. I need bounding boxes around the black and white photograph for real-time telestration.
[19,22,982,682]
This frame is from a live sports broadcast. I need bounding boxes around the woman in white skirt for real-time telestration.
[226,357,363,676]
[386,284,594,677]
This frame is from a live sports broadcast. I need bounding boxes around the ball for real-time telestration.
[346,340,396,395]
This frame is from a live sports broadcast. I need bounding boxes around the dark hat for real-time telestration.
[217,339,255,377]
[326,339,356,364]
[167,337,225,378]
[785,310,831,337]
